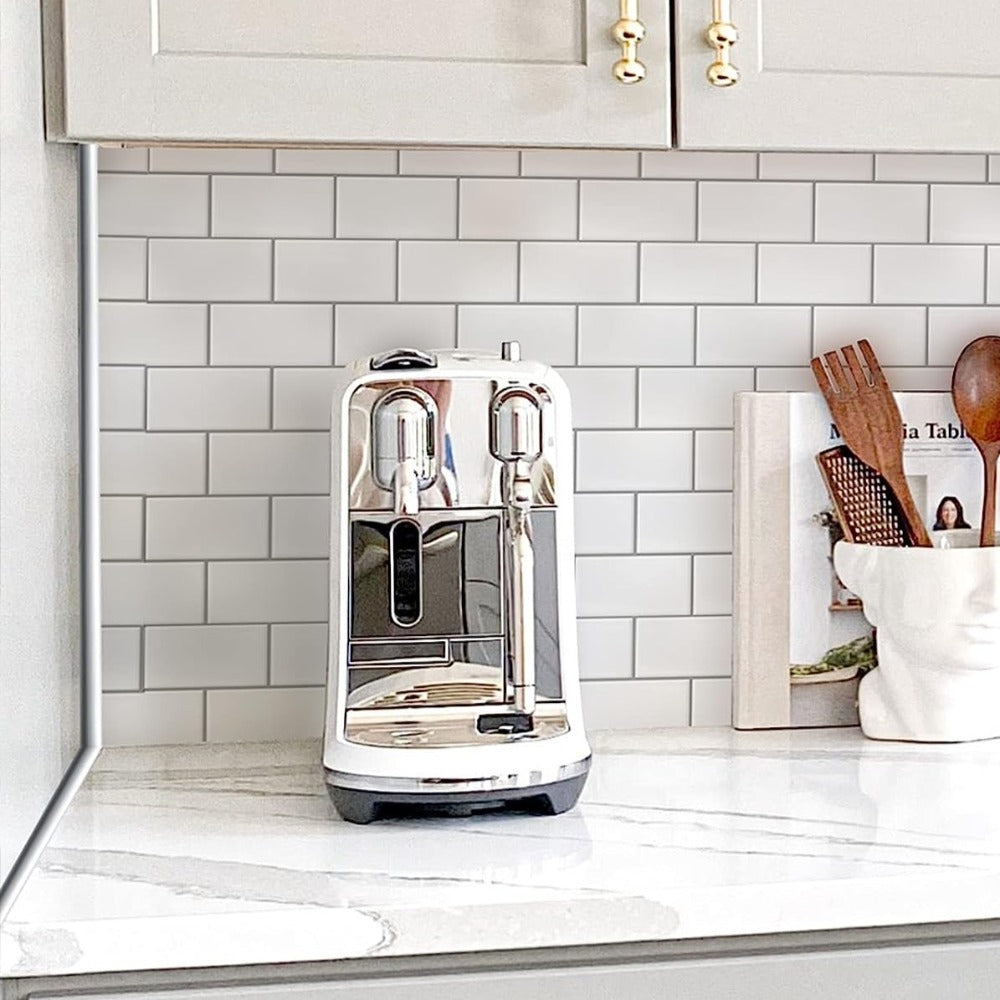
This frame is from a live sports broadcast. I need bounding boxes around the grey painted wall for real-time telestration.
[0,3,81,888]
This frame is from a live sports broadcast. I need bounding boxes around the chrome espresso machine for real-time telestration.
[323,342,591,823]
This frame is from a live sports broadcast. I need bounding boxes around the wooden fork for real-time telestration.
[810,339,931,547]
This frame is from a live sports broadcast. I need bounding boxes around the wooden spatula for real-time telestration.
[810,339,931,547]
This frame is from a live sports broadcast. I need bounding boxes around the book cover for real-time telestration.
[734,391,986,730]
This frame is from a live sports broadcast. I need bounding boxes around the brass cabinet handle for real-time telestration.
[706,0,740,87]
[612,0,646,83]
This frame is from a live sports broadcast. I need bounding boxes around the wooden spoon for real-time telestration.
[951,336,1000,546]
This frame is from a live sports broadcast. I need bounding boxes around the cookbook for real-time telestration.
[733,391,987,730]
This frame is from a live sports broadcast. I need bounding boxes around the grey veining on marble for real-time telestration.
[4,727,1000,978]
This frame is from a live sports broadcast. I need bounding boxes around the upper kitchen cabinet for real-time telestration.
[676,0,1000,151]
[43,1,670,147]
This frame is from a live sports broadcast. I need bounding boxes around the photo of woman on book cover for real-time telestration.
[933,495,971,531]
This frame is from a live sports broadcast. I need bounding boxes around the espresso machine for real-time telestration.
[323,342,591,823]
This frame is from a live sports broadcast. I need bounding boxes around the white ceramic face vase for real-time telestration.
[834,542,1000,743]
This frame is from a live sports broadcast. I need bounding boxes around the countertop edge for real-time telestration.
[6,918,1000,992]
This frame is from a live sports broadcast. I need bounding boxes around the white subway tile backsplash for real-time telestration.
[272,368,337,430]
[145,625,268,689]
[460,179,577,240]
[275,149,396,175]
[400,148,519,176]
[875,153,986,183]
[699,182,813,242]
[146,497,269,560]
[101,432,206,495]
[635,616,731,677]
[581,678,690,729]
[759,244,872,304]
[758,153,872,181]
[931,185,1000,243]
[271,623,328,686]
[557,368,635,428]
[209,432,329,495]
[521,242,636,303]
[697,306,811,366]
[457,305,576,364]
[98,146,148,172]
[335,304,454,364]
[101,497,143,560]
[815,183,928,243]
[879,367,952,391]
[641,151,756,180]
[521,149,638,178]
[275,240,395,302]
[691,678,733,726]
[338,178,456,238]
[208,560,328,623]
[693,554,732,615]
[694,430,733,492]
[578,306,694,366]
[99,238,146,299]
[875,245,984,304]
[99,366,145,429]
[639,368,753,428]
[989,246,1000,303]
[101,627,141,691]
[641,243,755,303]
[576,431,692,492]
[99,175,209,237]
[148,147,273,173]
[149,239,271,301]
[98,147,998,745]
[577,555,690,617]
[207,687,325,741]
[102,562,205,626]
[990,157,1000,183]
[813,306,928,365]
[213,176,335,238]
[753,367,816,391]
[574,494,635,554]
[101,303,208,365]
[400,241,517,302]
[580,181,696,241]
[638,493,732,554]
[103,691,204,746]
[576,619,633,680]
[271,496,330,558]
[927,307,1000,365]
[211,304,333,366]
[147,368,270,430]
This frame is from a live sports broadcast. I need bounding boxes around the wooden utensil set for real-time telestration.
[811,336,1000,548]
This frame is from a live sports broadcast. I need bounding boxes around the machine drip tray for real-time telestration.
[476,712,534,735]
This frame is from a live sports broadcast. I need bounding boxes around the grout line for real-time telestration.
[202,690,208,741]
[138,625,146,692]
[925,304,931,365]
[266,623,272,686]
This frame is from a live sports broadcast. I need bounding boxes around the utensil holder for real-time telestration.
[834,542,1000,743]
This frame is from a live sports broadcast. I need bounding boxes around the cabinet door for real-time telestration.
[677,0,1000,151]
[49,1,669,147]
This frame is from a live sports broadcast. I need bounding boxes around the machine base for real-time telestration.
[327,770,589,825]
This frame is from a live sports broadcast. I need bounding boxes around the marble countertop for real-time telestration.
[4,726,1000,980]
